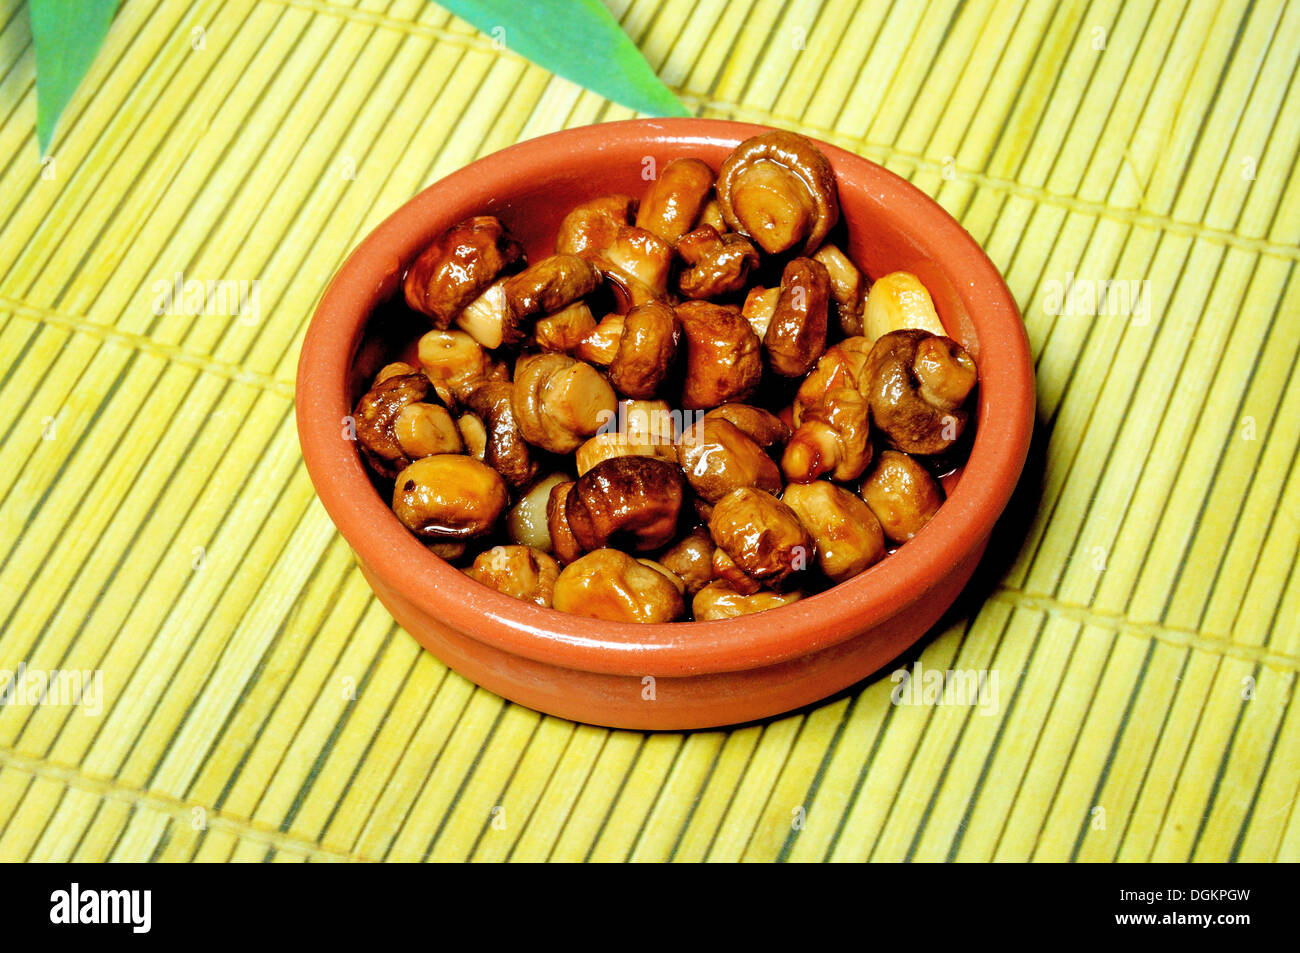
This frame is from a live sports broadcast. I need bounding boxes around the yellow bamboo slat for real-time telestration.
[0,0,1296,862]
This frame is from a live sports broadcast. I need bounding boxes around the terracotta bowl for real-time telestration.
[296,119,1034,730]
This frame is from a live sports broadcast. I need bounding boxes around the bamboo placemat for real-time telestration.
[0,0,1296,862]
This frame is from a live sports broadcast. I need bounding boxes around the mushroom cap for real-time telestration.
[707,486,813,589]
[764,256,832,377]
[782,481,886,583]
[608,300,681,399]
[692,580,802,621]
[466,545,561,607]
[860,449,945,543]
[676,226,760,300]
[504,253,601,320]
[676,300,763,409]
[704,403,790,449]
[552,548,685,623]
[716,131,839,255]
[462,380,540,491]
[353,372,432,479]
[512,352,618,454]
[678,417,782,503]
[556,194,637,257]
[566,455,686,553]
[864,329,975,455]
[392,454,508,540]
[546,481,586,565]
[782,386,873,483]
[635,157,716,245]
[403,216,523,326]
[656,526,716,595]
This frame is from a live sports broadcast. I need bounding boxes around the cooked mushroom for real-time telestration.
[864,329,976,454]
[715,130,839,255]
[466,545,561,607]
[741,285,780,338]
[374,361,418,384]
[692,580,802,620]
[353,372,433,479]
[506,253,602,322]
[812,244,865,336]
[863,271,947,341]
[546,480,585,564]
[507,473,569,551]
[417,329,506,404]
[607,300,681,399]
[394,401,463,459]
[575,313,626,366]
[678,417,781,503]
[791,336,873,425]
[552,548,685,623]
[782,481,886,583]
[676,226,760,300]
[619,399,680,458]
[533,300,598,353]
[425,540,467,561]
[456,279,513,349]
[704,403,790,449]
[765,257,831,378]
[657,526,716,595]
[636,157,716,245]
[566,456,685,553]
[697,197,728,233]
[575,432,657,476]
[404,215,524,326]
[457,411,488,461]
[462,381,540,490]
[708,487,813,589]
[914,333,979,412]
[556,194,636,256]
[860,450,945,543]
[676,300,763,409]
[392,454,508,540]
[710,545,761,595]
[512,352,618,454]
[781,387,872,483]
[591,226,674,306]
[457,254,602,349]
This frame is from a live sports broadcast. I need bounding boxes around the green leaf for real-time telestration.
[435,0,689,118]
[29,0,120,153]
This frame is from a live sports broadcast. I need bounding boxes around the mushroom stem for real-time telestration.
[741,286,780,339]
[456,280,514,349]
[576,314,626,366]
[781,423,837,484]
[728,160,816,254]
[863,271,946,342]
[394,402,462,459]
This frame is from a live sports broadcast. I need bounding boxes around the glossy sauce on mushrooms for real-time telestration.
[352,129,980,623]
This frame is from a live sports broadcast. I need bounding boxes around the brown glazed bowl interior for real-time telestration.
[296,119,1034,730]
